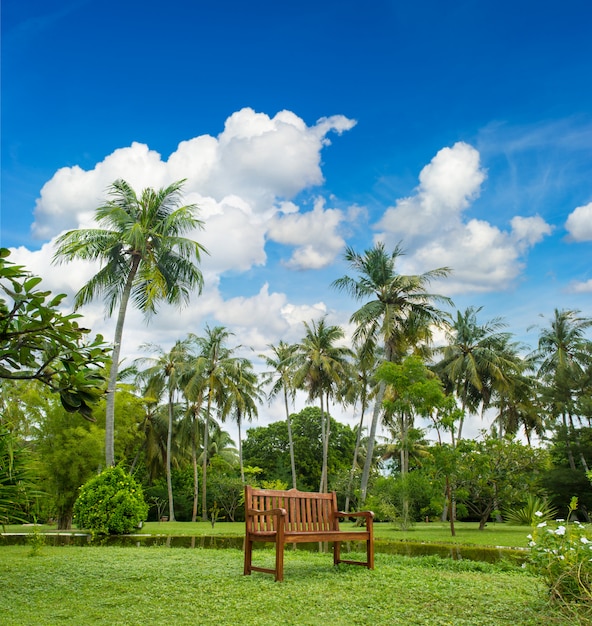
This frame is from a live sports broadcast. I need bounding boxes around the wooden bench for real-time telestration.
[243,485,374,582]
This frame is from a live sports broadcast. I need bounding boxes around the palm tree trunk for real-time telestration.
[237,414,245,484]
[284,387,297,489]
[201,391,212,521]
[563,413,577,471]
[359,380,385,506]
[319,394,327,492]
[345,400,366,513]
[323,393,332,493]
[191,409,199,523]
[166,390,176,522]
[105,256,139,467]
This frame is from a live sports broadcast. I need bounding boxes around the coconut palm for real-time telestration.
[435,306,516,442]
[332,242,451,504]
[185,326,241,521]
[293,317,353,492]
[342,343,379,512]
[133,339,192,522]
[177,398,204,522]
[222,357,261,483]
[490,348,543,444]
[530,309,592,470]
[259,341,299,488]
[53,179,206,467]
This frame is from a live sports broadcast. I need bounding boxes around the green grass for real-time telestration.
[0,545,580,625]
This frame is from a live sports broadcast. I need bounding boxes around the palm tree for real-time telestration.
[260,341,299,488]
[133,339,191,522]
[435,306,516,442]
[332,242,451,505]
[185,326,241,521]
[342,344,379,512]
[293,317,353,492]
[530,309,592,470]
[490,349,543,444]
[53,179,206,467]
[222,357,261,483]
[177,398,204,522]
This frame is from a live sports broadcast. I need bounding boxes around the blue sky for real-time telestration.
[2,0,592,435]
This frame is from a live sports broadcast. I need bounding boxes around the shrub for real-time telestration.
[526,497,592,607]
[503,494,558,525]
[73,465,148,535]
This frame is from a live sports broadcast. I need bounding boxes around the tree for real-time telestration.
[0,248,109,420]
[0,423,35,525]
[242,407,356,492]
[435,306,516,442]
[332,242,451,504]
[530,309,592,471]
[133,339,192,521]
[222,357,261,484]
[53,179,206,467]
[342,344,379,512]
[260,341,298,488]
[35,396,104,529]
[453,436,549,530]
[376,355,449,527]
[293,317,353,492]
[185,326,240,521]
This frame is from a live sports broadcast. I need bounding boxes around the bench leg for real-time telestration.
[333,540,341,566]
[367,538,374,570]
[244,537,253,575]
[275,542,284,582]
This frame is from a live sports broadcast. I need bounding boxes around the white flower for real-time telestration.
[555,526,566,536]
[527,534,532,539]
[529,540,536,547]
[537,521,547,528]
[534,511,544,517]
[555,518,565,522]
[581,537,590,545]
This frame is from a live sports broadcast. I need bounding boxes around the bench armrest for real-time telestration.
[335,510,374,521]
[246,507,287,518]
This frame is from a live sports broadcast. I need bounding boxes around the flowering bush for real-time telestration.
[73,465,148,535]
[527,497,592,606]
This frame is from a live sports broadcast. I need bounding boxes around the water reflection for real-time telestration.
[0,533,525,564]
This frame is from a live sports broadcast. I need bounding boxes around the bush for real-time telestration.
[527,497,592,607]
[503,494,558,525]
[73,465,148,535]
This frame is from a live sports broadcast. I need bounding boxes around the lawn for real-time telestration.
[0,545,573,625]
[2,521,590,624]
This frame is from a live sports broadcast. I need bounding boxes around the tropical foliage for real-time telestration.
[0,248,109,419]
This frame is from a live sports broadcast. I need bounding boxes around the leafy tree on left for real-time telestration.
[0,248,110,420]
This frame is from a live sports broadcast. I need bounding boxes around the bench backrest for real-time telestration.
[245,486,339,533]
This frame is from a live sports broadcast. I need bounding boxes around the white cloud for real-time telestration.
[568,279,592,293]
[267,197,347,269]
[31,108,356,242]
[565,202,592,242]
[375,142,551,293]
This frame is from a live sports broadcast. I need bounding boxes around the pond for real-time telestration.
[0,533,526,564]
